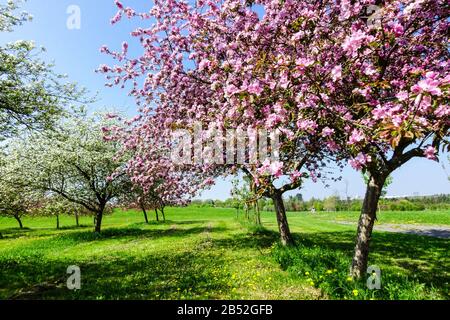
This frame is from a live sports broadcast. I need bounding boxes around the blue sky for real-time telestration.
[1,0,449,200]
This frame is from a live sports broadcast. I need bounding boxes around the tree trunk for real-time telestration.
[351,174,385,278]
[161,207,166,222]
[75,213,79,227]
[94,210,103,233]
[255,202,261,225]
[142,206,149,224]
[155,209,159,222]
[272,192,295,246]
[14,214,23,229]
[56,214,60,230]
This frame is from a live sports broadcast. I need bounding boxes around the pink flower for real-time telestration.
[396,91,409,102]
[247,81,263,96]
[266,114,282,128]
[257,159,284,178]
[122,42,128,55]
[348,129,365,145]
[204,177,215,186]
[326,140,340,152]
[412,79,442,96]
[424,146,437,161]
[349,153,372,171]
[110,11,122,25]
[372,106,387,120]
[321,127,335,137]
[391,23,404,37]
[412,72,442,96]
[434,105,450,118]
[198,59,211,71]
[270,161,284,178]
[279,71,290,89]
[225,84,240,96]
[296,58,314,71]
[331,65,342,82]
[297,119,318,134]
[290,170,302,182]
[114,0,124,10]
[257,159,271,176]
[342,30,373,57]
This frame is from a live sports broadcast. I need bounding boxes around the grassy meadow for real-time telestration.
[0,207,448,300]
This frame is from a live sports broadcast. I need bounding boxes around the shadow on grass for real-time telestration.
[291,230,449,296]
[55,226,228,243]
[1,220,447,299]
[1,248,233,300]
[0,225,93,241]
[128,220,208,228]
[212,227,280,250]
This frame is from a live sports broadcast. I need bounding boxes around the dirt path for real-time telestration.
[334,221,450,239]
[375,224,450,239]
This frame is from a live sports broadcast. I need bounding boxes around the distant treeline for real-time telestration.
[192,194,450,212]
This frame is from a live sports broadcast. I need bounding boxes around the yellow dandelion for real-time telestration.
[352,289,359,296]
[347,277,353,282]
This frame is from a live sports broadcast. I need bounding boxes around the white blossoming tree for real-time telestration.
[8,111,129,233]
[0,152,43,229]
[0,0,90,141]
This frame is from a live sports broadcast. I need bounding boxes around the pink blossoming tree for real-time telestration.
[100,0,449,272]
[100,0,340,246]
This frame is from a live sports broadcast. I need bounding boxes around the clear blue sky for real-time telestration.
[1,0,449,200]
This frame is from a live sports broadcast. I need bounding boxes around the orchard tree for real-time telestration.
[0,154,42,229]
[103,113,215,223]
[0,0,90,140]
[37,196,89,229]
[306,0,449,277]
[38,196,67,229]
[119,181,177,223]
[231,176,262,224]
[101,0,448,252]
[9,111,129,233]
[100,0,340,246]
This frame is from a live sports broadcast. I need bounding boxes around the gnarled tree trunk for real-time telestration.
[14,214,23,229]
[272,191,295,246]
[351,174,385,278]
[94,210,104,233]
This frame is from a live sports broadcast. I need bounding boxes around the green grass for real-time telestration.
[0,207,448,300]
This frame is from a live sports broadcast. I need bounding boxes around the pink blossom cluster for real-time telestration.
[100,0,449,198]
